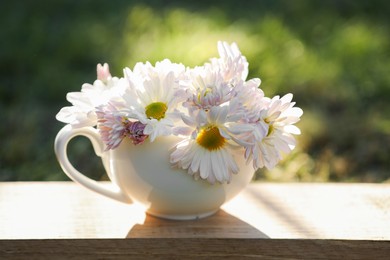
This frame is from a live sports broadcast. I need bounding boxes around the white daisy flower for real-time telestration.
[56,63,127,127]
[244,93,303,169]
[170,105,253,184]
[119,59,186,142]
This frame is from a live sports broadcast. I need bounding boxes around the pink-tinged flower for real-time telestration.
[207,41,249,85]
[96,103,127,150]
[125,121,148,145]
[181,67,233,112]
[233,78,263,110]
[96,103,148,150]
[179,42,257,115]
[170,105,253,184]
[243,93,303,169]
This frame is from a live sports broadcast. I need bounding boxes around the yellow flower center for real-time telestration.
[196,126,226,151]
[145,102,167,120]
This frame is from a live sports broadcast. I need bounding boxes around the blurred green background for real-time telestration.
[1,0,389,182]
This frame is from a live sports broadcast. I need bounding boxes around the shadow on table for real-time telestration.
[126,209,269,238]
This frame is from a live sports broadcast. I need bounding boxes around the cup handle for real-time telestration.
[54,124,131,204]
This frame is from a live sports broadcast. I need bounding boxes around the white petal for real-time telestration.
[216,106,228,124]
[207,172,216,184]
[197,110,207,125]
[172,127,193,136]
[245,78,261,88]
[219,128,231,139]
[211,152,223,183]
[290,107,303,117]
[284,125,301,135]
[274,137,292,154]
[208,106,220,123]
[200,150,211,179]
[281,93,293,103]
[190,148,202,173]
[227,123,254,135]
[181,114,195,127]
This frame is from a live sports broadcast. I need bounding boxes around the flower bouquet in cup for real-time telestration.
[55,41,302,219]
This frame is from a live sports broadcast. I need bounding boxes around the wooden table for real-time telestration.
[1,182,389,259]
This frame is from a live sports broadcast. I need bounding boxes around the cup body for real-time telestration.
[108,135,254,219]
[55,125,254,220]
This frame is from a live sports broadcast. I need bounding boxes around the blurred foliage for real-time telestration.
[1,0,389,182]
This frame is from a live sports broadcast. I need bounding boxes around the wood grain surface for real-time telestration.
[1,238,390,259]
[127,209,269,238]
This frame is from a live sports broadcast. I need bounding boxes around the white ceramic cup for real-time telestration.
[55,124,255,220]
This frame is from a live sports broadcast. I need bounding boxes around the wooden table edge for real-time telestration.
[1,238,389,259]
